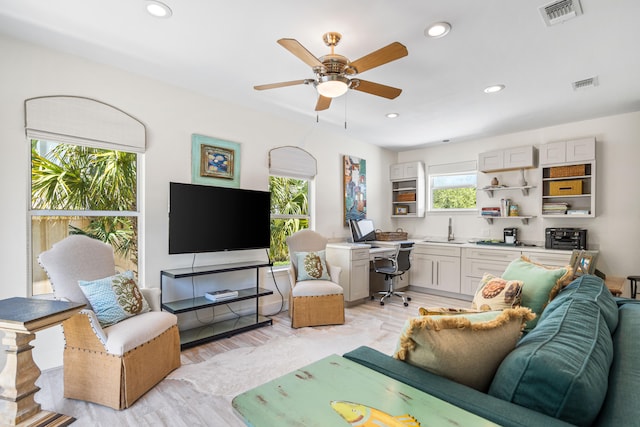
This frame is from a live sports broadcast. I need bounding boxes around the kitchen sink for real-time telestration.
[423,240,465,245]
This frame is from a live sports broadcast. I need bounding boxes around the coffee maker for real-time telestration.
[503,227,518,245]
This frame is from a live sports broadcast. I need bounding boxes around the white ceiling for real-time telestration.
[1,0,639,151]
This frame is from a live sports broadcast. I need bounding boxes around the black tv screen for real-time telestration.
[169,182,271,254]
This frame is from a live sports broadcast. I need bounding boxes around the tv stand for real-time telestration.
[160,260,273,349]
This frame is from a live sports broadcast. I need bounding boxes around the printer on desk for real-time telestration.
[545,228,587,250]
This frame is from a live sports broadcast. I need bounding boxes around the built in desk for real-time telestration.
[0,297,84,426]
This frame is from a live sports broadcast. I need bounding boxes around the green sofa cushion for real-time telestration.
[489,298,613,426]
[501,256,572,331]
[542,274,618,333]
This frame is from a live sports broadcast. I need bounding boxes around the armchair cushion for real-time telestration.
[291,280,344,297]
[296,250,330,281]
[79,270,150,327]
[102,311,178,355]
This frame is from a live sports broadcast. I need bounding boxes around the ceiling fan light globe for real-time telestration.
[317,76,350,98]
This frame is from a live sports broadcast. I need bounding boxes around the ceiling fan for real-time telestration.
[254,32,408,111]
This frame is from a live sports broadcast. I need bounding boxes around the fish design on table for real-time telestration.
[330,400,420,426]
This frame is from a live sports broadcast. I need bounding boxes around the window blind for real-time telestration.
[25,96,146,153]
[269,146,317,179]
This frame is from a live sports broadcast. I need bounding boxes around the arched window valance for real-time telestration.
[24,96,146,152]
[269,146,317,179]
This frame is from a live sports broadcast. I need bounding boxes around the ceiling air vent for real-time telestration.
[572,76,599,91]
[539,0,583,26]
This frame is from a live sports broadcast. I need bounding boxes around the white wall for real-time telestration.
[394,111,640,288]
[0,34,395,370]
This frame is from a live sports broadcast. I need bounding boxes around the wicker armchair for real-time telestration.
[286,230,345,328]
[38,235,180,410]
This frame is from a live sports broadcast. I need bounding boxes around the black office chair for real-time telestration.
[373,243,413,306]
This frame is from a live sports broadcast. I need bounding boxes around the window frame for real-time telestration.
[427,161,478,213]
[28,139,141,296]
[268,174,313,266]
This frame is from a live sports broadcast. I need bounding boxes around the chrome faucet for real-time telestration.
[447,217,454,241]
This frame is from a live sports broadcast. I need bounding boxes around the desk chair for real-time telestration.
[373,243,414,306]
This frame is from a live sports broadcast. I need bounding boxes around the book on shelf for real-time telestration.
[204,289,239,302]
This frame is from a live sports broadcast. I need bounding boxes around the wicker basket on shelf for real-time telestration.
[549,164,586,178]
[375,229,408,241]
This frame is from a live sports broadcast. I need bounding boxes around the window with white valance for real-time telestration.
[26,96,145,295]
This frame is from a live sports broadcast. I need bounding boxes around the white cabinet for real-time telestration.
[390,161,425,218]
[325,244,371,303]
[539,137,595,165]
[461,248,519,296]
[390,162,420,180]
[478,146,536,172]
[410,245,461,294]
[521,251,571,268]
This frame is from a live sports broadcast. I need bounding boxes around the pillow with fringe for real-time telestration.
[418,307,482,316]
[394,307,535,391]
[471,273,523,311]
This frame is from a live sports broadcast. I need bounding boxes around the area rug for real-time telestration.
[167,316,397,397]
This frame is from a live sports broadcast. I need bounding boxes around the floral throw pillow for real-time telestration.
[296,250,331,281]
[79,270,150,328]
[472,273,523,311]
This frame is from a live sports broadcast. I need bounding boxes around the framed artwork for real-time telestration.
[343,155,367,225]
[569,250,598,276]
[394,205,409,215]
[191,134,240,188]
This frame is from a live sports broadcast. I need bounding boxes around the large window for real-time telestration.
[269,176,309,265]
[30,139,139,295]
[428,161,477,211]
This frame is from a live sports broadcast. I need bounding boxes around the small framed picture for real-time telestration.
[569,250,598,276]
[200,144,234,179]
[394,205,409,215]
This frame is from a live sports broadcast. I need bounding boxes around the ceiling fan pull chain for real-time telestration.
[344,92,348,129]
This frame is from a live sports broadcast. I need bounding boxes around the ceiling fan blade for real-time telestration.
[254,80,307,90]
[352,79,402,99]
[315,95,332,111]
[349,42,408,74]
[277,38,323,68]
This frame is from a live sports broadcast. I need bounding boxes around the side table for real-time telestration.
[0,297,85,426]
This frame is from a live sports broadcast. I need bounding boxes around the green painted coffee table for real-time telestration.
[232,354,499,427]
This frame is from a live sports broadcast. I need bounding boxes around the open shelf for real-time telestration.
[161,260,273,349]
[481,185,536,197]
[178,314,273,349]
[479,216,535,225]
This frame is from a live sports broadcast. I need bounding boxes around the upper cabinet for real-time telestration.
[478,145,537,172]
[390,161,425,218]
[539,137,595,165]
[540,137,596,218]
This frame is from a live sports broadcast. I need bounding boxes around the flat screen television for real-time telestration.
[169,182,271,254]
[349,218,376,242]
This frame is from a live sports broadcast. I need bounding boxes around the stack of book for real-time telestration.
[543,202,569,215]
[481,207,501,217]
[204,289,239,302]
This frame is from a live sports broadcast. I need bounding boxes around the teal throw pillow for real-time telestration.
[296,250,330,281]
[501,256,572,331]
[489,298,613,426]
[79,270,150,328]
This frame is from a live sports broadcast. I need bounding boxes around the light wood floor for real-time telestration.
[36,290,468,426]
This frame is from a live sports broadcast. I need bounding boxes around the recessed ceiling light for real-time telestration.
[145,1,172,18]
[425,22,452,38]
[484,84,505,94]
[386,113,399,119]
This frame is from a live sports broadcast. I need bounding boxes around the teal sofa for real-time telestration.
[344,275,640,427]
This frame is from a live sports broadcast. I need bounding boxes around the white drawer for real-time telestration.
[351,248,371,261]
[464,258,511,278]
[463,247,519,262]
[521,251,571,268]
[415,244,461,257]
